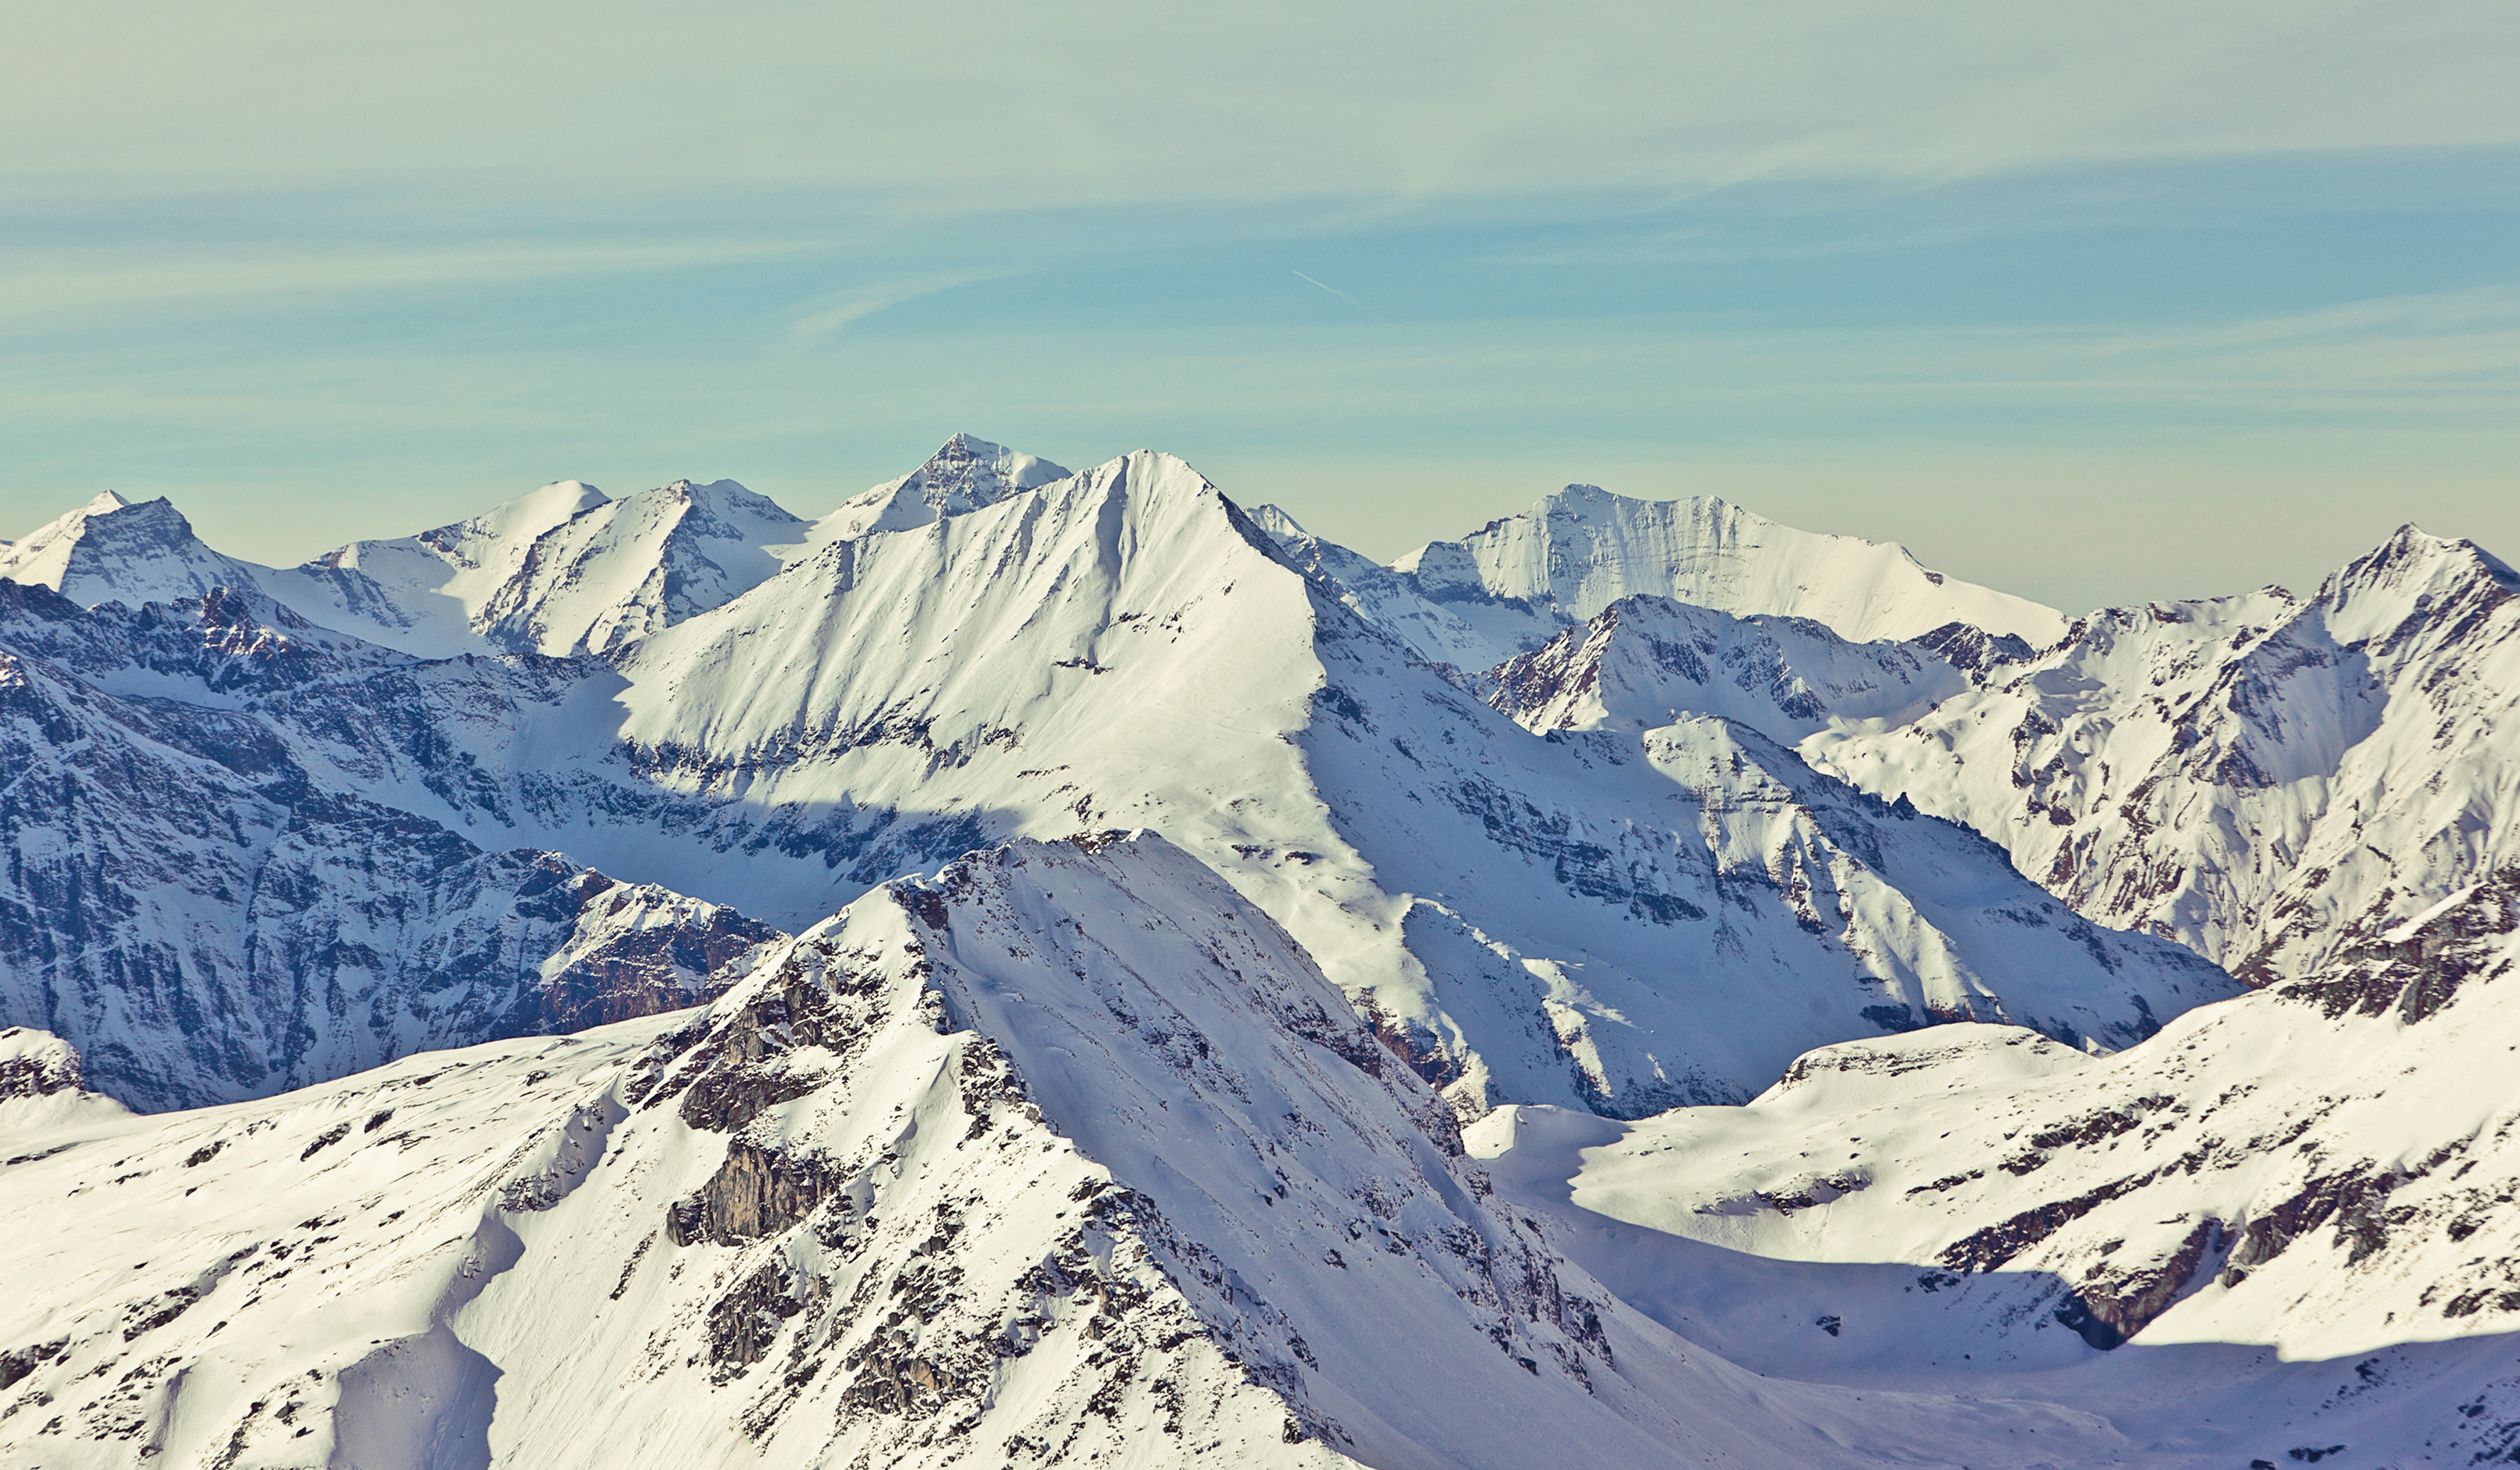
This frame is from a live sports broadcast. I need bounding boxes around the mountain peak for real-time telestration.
[801,435,1073,547]
[1395,485,2063,645]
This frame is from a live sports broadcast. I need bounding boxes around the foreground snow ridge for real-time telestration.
[0,834,2135,1469]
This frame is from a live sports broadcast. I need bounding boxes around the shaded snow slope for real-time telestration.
[0,582,778,1110]
[0,834,2141,1469]
[1807,526,2520,986]
[1396,485,2066,646]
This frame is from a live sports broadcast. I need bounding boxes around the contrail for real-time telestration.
[1291,270,1363,309]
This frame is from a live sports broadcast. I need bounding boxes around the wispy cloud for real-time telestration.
[0,238,820,320]
[786,270,1022,341]
[1292,270,1363,309]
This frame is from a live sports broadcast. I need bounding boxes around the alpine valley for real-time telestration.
[1,435,2512,1469]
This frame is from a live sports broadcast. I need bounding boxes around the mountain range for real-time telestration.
[2,435,2512,1467]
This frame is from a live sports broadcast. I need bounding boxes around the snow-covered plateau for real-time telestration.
[2,435,2514,1466]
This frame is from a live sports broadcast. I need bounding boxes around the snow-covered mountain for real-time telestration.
[788,430,1069,549]
[303,478,612,654]
[6,435,2517,1465]
[472,478,811,655]
[0,450,2223,1120]
[578,450,2222,1116]
[1465,861,2520,1466]
[1489,593,1971,746]
[1805,525,2520,988]
[1394,485,2068,647]
[0,491,287,611]
[0,834,2169,1470]
[0,582,776,1110]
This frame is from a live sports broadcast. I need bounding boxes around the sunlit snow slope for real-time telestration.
[0,836,2130,1469]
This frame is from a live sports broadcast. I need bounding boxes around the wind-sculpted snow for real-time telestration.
[1465,868,2520,1464]
[1393,485,2067,646]
[1807,526,2520,988]
[0,834,2150,1469]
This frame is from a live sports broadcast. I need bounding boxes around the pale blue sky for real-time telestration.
[5,1,2515,611]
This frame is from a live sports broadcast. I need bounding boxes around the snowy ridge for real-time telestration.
[476,478,811,655]
[304,479,612,654]
[0,834,2145,1469]
[1464,864,2520,1465]
[1806,525,2520,986]
[1395,485,2068,646]
[588,450,2221,1116]
[1488,593,1971,746]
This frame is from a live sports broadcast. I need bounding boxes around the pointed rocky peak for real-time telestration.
[2331,522,2520,599]
[0,490,272,609]
[800,434,1073,547]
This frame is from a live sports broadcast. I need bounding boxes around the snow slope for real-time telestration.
[1395,485,2068,646]
[1249,504,1565,673]
[1806,526,2520,986]
[301,479,612,655]
[1466,863,2520,1465]
[475,479,811,655]
[0,834,2149,1470]
[572,450,2222,1117]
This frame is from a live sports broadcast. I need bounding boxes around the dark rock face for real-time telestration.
[0,1026,83,1098]
[0,589,780,1111]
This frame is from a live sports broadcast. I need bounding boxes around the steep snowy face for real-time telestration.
[786,432,1070,551]
[0,587,779,1110]
[1396,485,2068,646]
[479,477,811,654]
[1249,504,1565,672]
[1489,594,1970,746]
[0,834,2139,1470]
[0,492,273,610]
[298,479,611,654]
[1806,526,2520,985]
[584,454,2226,1120]
[1513,866,2520,1379]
